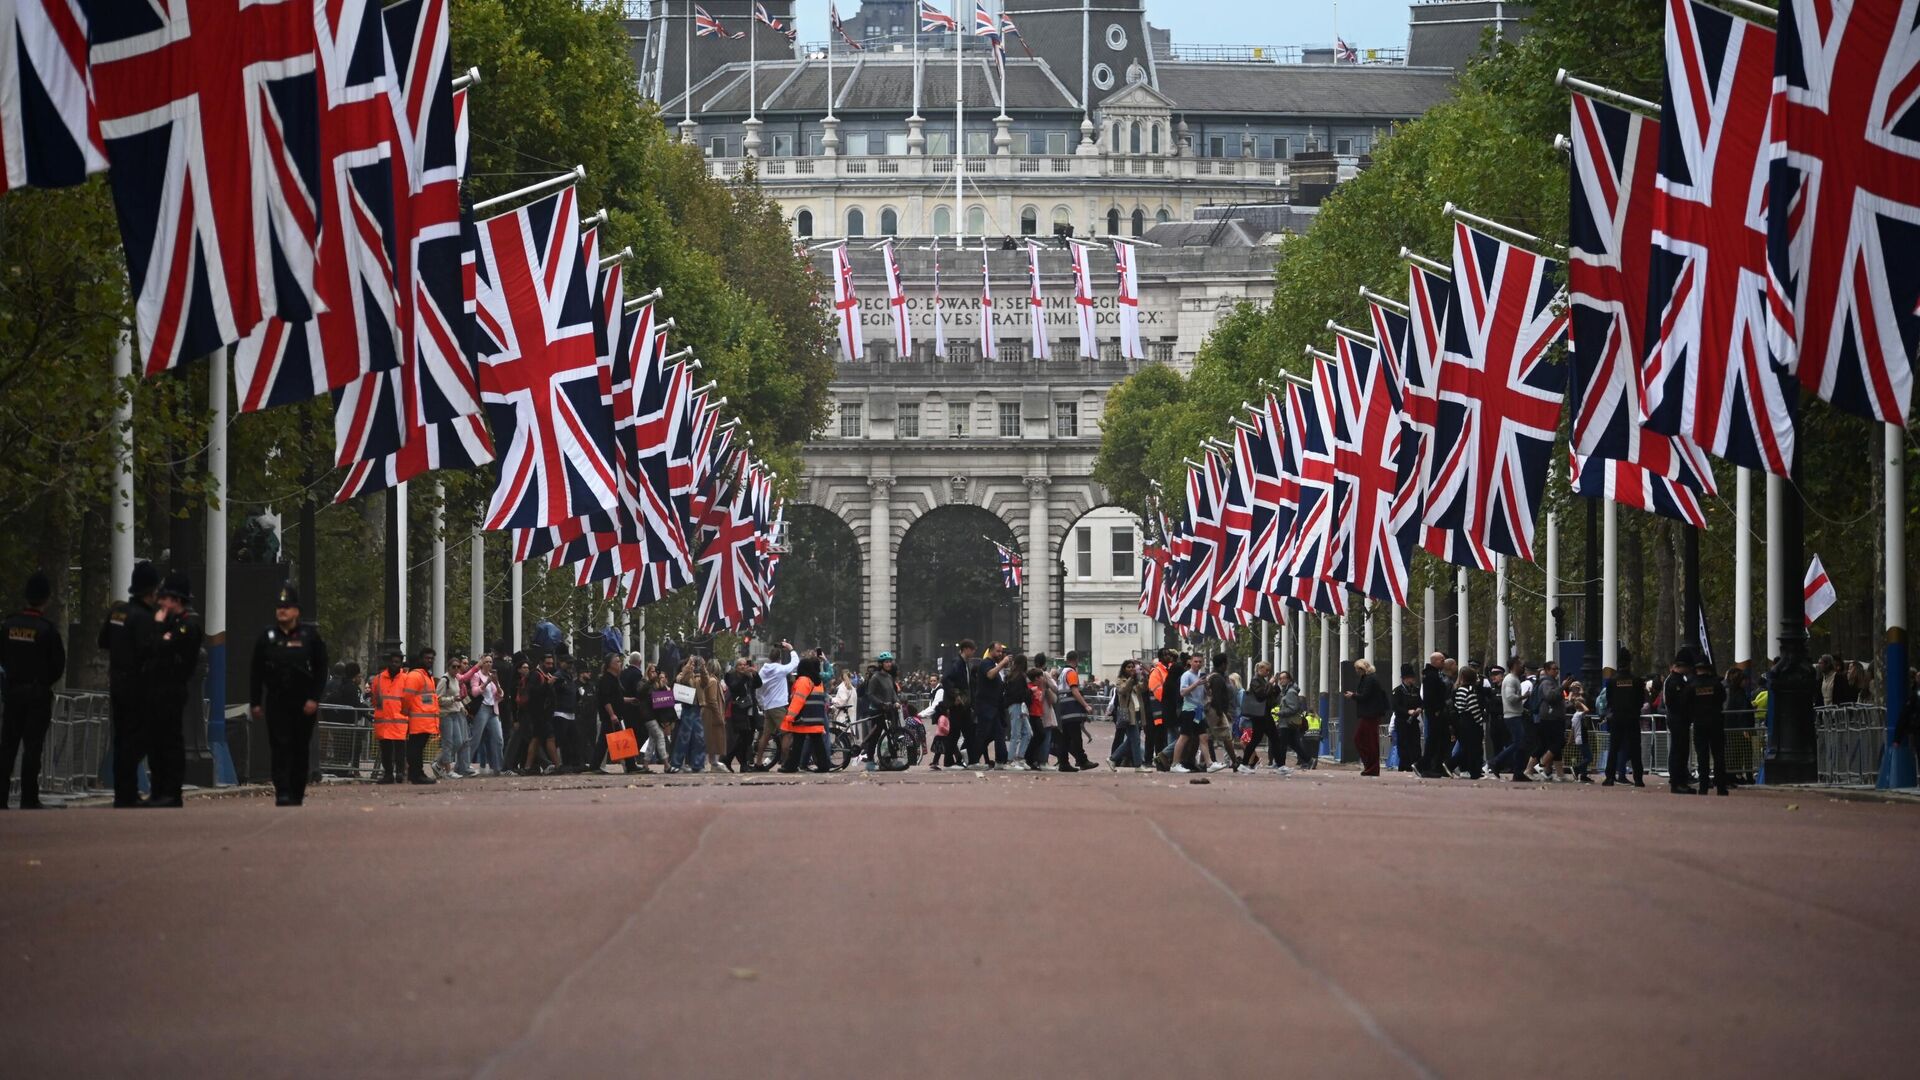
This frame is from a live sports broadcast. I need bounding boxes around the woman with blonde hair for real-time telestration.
[672,656,723,773]
[1343,657,1390,777]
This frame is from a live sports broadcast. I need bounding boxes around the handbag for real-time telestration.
[650,688,676,712]
[672,682,698,706]
[605,726,639,761]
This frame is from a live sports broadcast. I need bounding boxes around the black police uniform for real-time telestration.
[138,581,204,807]
[98,594,156,805]
[1690,666,1729,796]
[2,603,66,808]
[249,596,329,805]
[1663,667,1694,792]
[1603,670,1646,786]
[1418,664,1452,778]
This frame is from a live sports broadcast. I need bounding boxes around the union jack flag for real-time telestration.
[333,411,492,501]
[87,0,323,375]
[693,5,727,37]
[1568,91,1717,526]
[753,3,784,33]
[1336,37,1359,64]
[1368,293,1427,593]
[830,243,863,361]
[1644,0,1796,476]
[1114,240,1144,359]
[919,0,956,33]
[829,0,861,50]
[1139,533,1167,621]
[663,359,700,557]
[697,476,761,633]
[1425,222,1567,563]
[236,0,402,413]
[1404,260,1493,570]
[1241,395,1294,622]
[474,186,620,530]
[1283,367,1337,585]
[1766,0,1920,427]
[973,1,999,46]
[0,0,103,193]
[978,239,997,359]
[633,327,694,574]
[994,541,1023,589]
[1332,324,1414,606]
[1171,457,1225,633]
[1025,239,1051,359]
[1069,240,1099,357]
[881,238,911,357]
[1212,446,1252,624]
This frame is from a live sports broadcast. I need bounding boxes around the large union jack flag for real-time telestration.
[1404,260,1494,571]
[86,0,323,375]
[1333,323,1414,606]
[1368,293,1427,599]
[631,327,694,574]
[474,185,620,530]
[1425,222,1567,563]
[1139,530,1168,621]
[1568,91,1717,526]
[1283,364,1338,585]
[1171,457,1224,634]
[1235,404,1287,624]
[919,0,956,33]
[1644,0,1796,476]
[1766,0,1920,427]
[1,0,103,193]
[237,0,402,413]
[1212,443,1252,625]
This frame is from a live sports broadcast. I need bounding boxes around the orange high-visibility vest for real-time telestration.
[370,669,410,741]
[404,668,440,736]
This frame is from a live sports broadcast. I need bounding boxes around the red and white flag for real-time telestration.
[881,238,911,358]
[1069,240,1099,358]
[1114,240,1144,360]
[1025,239,1050,359]
[930,235,947,358]
[830,243,863,361]
[978,239,997,359]
[0,0,105,194]
[1803,554,1836,625]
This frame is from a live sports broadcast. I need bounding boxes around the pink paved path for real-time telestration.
[2,766,1914,1078]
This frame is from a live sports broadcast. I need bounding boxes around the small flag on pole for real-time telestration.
[1803,555,1836,626]
[920,0,957,32]
[994,541,1023,588]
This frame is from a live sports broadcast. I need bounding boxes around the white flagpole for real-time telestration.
[431,493,447,670]
[826,10,835,122]
[1543,511,1558,664]
[1495,554,1509,668]
[1766,472,1784,665]
[509,557,522,654]
[911,4,920,120]
[1602,499,1619,671]
[470,529,485,658]
[955,2,964,241]
[1456,567,1469,663]
[111,332,134,597]
[1390,601,1403,684]
[1734,467,1754,667]
[683,2,693,132]
[396,481,409,657]
[1422,583,1435,661]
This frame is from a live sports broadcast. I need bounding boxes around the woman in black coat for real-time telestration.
[1345,658,1390,776]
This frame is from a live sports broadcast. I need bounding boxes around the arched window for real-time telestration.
[1106,207,1121,235]
[796,209,814,238]
[1131,208,1146,236]
[966,205,986,235]
[931,205,952,236]
[879,207,899,236]
[1155,207,1172,224]
[847,207,865,238]
[1019,206,1038,236]
[1129,121,1141,154]
[1111,122,1122,150]
[1051,205,1072,232]
[1151,123,1162,154]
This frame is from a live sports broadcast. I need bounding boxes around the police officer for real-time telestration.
[1690,656,1729,796]
[249,584,328,806]
[2,571,67,809]
[1602,658,1646,788]
[99,561,160,807]
[139,569,203,808]
[1664,647,1696,795]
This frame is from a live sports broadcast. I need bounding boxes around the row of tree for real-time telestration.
[0,0,833,678]
[1095,0,1918,674]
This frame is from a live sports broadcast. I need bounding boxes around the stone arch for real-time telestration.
[1019,205,1038,236]
[1106,207,1121,235]
[894,504,1023,671]
[846,206,865,238]
[931,204,952,236]
[761,503,864,663]
[796,208,814,238]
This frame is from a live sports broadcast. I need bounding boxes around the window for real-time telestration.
[931,205,952,236]
[886,131,908,156]
[1019,206,1037,235]
[1055,401,1078,437]
[897,402,920,438]
[1106,208,1120,235]
[1129,121,1141,154]
[846,207,865,237]
[879,207,899,236]
[809,133,824,156]
[1076,527,1093,578]
[1100,339,1122,361]
[1151,341,1175,363]
[1336,137,1353,155]
[1001,339,1027,363]
[1073,618,1093,660]
[1208,135,1225,158]
[966,206,986,235]
[1276,136,1292,159]
[846,131,870,156]
[998,402,1021,437]
[1131,208,1145,236]
[1011,131,1031,155]
[796,209,813,238]
[708,135,727,158]
[1151,123,1161,154]
[966,130,990,156]
[928,132,951,156]
[1112,528,1135,578]
[1156,208,1171,224]
[1052,205,1072,231]
[839,402,864,437]
[772,133,793,156]
[1046,131,1069,155]
[1110,122,1122,150]
[950,404,969,437]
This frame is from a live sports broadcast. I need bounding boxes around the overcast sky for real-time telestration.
[789,1,1419,51]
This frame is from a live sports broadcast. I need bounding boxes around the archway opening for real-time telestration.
[760,504,864,666]
[895,505,1022,677]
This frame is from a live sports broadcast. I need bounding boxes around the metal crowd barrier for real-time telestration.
[316,703,375,778]
[4,690,113,799]
[1815,703,1887,787]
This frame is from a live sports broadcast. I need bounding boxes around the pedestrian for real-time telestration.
[1447,664,1486,780]
[98,561,160,807]
[1664,648,1697,793]
[1267,669,1306,771]
[1566,681,1595,783]
[1389,664,1422,773]
[1052,651,1099,771]
[721,655,762,773]
[1,571,66,809]
[520,653,563,776]
[1690,656,1729,796]
[369,648,410,784]
[403,652,440,784]
[779,656,831,773]
[1530,660,1566,782]
[434,655,475,779]
[1491,663,1530,780]
[1417,651,1452,778]
[858,652,900,769]
[1603,657,1647,787]
[1145,649,1174,767]
[246,584,327,807]
[1343,657,1389,777]
[1004,651,1032,770]
[969,643,1014,768]
[752,641,800,771]
[137,569,202,808]
[463,655,504,775]
[1169,653,1206,772]
[1022,665,1053,769]
[1107,659,1147,769]
[940,639,980,767]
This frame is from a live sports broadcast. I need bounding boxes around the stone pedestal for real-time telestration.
[906,115,925,156]
[821,115,841,157]
[741,116,763,158]
[1076,116,1099,157]
[994,115,1013,156]
[678,118,699,147]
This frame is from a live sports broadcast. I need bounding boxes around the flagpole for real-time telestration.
[1543,511,1557,663]
[1766,472,1783,666]
[1422,583,1434,661]
[206,349,233,786]
[1390,599,1402,687]
[510,557,522,654]
[1734,468,1754,666]
[826,12,835,123]
[1601,499,1618,671]
[683,1,693,134]
[1878,424,1913,788]
[470,529,485,659]
[1495,554,1509,669]
[431,491,447,670]
[911,5,921,121]
[955,3,964,244]
[1455,567,1468,664]
[111,332,134,600]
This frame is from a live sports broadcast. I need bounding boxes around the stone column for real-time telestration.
[867,478,893,658]
[1024,476,1052,655]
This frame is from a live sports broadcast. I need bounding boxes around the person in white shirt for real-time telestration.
[751,641,800,770]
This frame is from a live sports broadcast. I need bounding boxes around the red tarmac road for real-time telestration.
[2,763,1915,1079]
